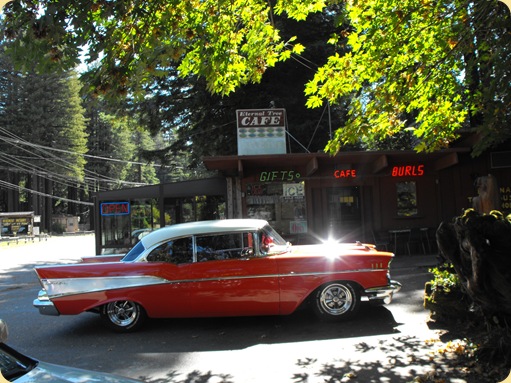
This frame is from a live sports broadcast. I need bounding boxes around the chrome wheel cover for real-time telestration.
[319,283,353,316]
[105,300,139,327]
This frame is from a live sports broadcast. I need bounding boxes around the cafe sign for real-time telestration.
[237,108,287,155]
[333,169,357,178]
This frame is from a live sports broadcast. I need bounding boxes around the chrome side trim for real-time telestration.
[278,268,385,278]
[39,268,389,300]
[41,275,168,299]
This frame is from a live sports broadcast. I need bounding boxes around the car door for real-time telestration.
[141,236,195,318]
[187,231,280,317]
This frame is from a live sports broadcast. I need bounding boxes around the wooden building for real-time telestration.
[93,178,227,254]
[93,144,511,256]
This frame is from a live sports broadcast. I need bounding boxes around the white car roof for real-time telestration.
[139,219,269,249]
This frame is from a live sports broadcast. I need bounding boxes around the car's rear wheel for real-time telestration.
[100,300,146,332]
[313,282,360,321]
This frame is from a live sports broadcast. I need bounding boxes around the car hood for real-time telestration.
[14,361,142,383]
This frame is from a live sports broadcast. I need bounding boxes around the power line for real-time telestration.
[0,179,94,206]
[0,134,160,167]
[0,134,149,188]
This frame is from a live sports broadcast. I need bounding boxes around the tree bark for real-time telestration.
[436,209,511,320]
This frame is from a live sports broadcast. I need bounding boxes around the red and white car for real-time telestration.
[33,219,401,332]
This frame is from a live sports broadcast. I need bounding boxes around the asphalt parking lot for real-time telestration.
[1,234,485,383]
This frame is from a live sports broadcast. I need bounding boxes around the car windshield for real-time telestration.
[121,241,146,262]
[262,224,287,246]
[0,343,37,380]
[261,224,289,255]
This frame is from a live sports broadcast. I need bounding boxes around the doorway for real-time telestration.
[311,186,362,242]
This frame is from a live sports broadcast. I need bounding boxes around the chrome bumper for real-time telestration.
[33,290,60,316]
[364,280,402,304]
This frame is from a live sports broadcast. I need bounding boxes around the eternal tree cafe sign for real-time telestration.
[100,202,130,216]
[237,108,287,155]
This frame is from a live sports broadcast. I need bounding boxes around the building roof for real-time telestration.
[203,149,470,177]
[0,212,35,218]
[94,177,227,201]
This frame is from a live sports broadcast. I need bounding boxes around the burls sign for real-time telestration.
[237,109,287,155]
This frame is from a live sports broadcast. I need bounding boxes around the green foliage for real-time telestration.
[428,264,461,295]
[275,0,326,20]
[424,264,472,324]
[2,0,510,155]
[0,52,88,182]
[84,100,159,188]
[307,0,468,153]
[144,8,347,167]
[54,73,89,181]
[2,0,309,98]
[51,222,65,234]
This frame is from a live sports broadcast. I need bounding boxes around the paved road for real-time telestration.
[0,235,480,383]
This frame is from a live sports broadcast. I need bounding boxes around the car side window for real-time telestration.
[196,232,254,262]
[147,237,193,264]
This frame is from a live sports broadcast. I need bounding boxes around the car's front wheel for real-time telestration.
[313,282,360,321]
[100,300,146,332]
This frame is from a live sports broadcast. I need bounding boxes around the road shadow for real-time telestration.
[135,334,484,383]
[30,303,401,354]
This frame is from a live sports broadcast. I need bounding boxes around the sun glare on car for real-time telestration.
[321,237,341,259]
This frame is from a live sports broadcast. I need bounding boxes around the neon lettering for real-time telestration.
[259,171,301,182]
[333,169,357,178]
[391,164,424,177]
[101,202,130,216]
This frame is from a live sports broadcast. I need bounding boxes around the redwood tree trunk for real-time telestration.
[436,209,511,320]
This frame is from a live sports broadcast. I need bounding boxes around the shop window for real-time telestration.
[163,196,226,226]
[246,182,307,238]
[197,195,226,221]
[101,214,131,250]
[131,199,159,238]
[396,181,418,217]
[178,196,226,223]
[163,203,176,226]
[100,200,156,253]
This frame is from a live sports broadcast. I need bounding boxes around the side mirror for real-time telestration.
[0,319,8,343]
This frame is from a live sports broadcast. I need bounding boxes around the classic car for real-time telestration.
[33,219,401,332]
[0,319,143,382]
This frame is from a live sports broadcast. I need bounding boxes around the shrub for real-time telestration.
[424,263,473,323]
[51,222,65,234]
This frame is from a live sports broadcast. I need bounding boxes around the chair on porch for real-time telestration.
[406,228,426,255]
[371,229,390,251]
[420,227,438,254]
